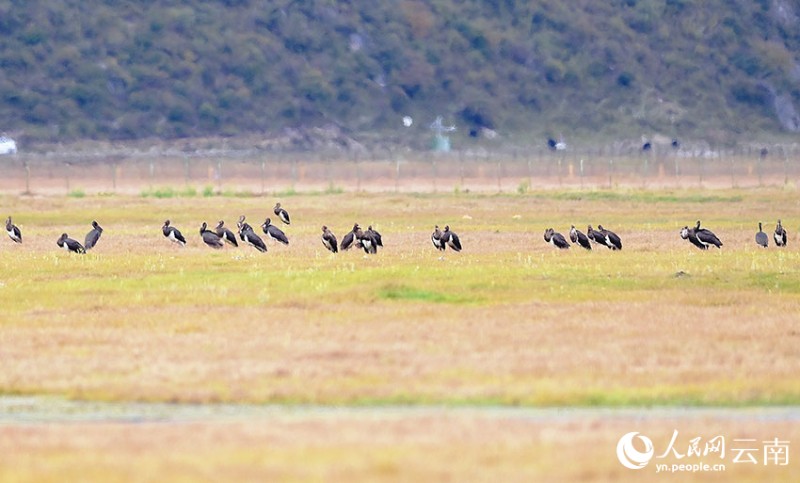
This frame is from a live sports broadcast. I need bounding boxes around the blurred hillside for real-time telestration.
[1,0,800,149]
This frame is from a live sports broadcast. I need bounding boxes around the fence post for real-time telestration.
[216,159,223,193]
[579,158,584,188]
[431,154,439,193]
[757,151,763,187]
[393,149,400,193]
[674,154,680,177]
[459,149,465,188]
[496,152,502,192]
[527,154,532,188]
[608,159,613,188]
[260,158,266,195]
[291,155,297,191]
[729,153,736,188]
[65,162,71,193]
[23,159,31,195]
[356,150,362,192]
[111,162,117,192]
[557,156,562,186]
[784,151,789,186]
[184,155,191,185]
[698,156,704,187]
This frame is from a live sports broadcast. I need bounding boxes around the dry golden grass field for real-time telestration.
[0,187,799,481]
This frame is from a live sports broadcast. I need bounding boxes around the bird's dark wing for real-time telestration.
[269,226,289,245]
[340,231,354,250]
[84,230,101,250]
[448,232,462,251]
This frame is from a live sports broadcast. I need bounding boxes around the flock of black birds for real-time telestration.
[162,203,388,255]
[165,203,294,253]
[3,202,790,255]
[543,224,623,250]
[542,219,789,251]
[5,216,104,254]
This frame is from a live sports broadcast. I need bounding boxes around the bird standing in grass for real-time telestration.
[57,233,85,254]
[775,219,787,247]
[6,216,21,243]
[340,223,359,251]
[596,225,622,250]
[681,221,722,250]
[215,220,238,247]
[544,228,570,249]
[587,225,608,249]
[261,218,289,245]
[321,225,338,253]
[431,225,445,251]
[367,225,383,248]
[569,225,591,250]
[273,203,290,225]
[441,225,462,252]
[237,217,267,253]
[680,226,704,250]
[694,220,723,249]
[200,222,224,249]
[755,222,768,248]
[355,225,378,254]
[84,221,103,251]
[162,220,186,246]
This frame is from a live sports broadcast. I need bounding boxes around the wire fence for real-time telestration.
[1,145,798,195]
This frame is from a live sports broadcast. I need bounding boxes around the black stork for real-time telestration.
[355,225,378,254]
[273,203,290,225]
[215,220,238,247]
[367,225,383,248]
[597,225,622,250]
[694,220,723,249]
[569,225,591,250]
[200,222,224,249]
[321,225,338,253]
[775,219,787,247]
[441,225,462,252]
[57,233,85,254]
[340,223,359,251]
[261,218,289,245]
[236,218,267,253]
[586,225,608,248]
[587,225,608,249]
[431,225,445,251]
[162,220,186,246]
[5,216,21,243]
[755,222,768,248]
[84,220,103,251]
[544,228,570,249]
[681,221,722,250]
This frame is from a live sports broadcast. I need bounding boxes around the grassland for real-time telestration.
[0,187,799,481]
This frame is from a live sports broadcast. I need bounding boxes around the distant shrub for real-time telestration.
[324,183,343,194]
[617,72,635,87]
[202,185,215,197]
[68,188,85,198]
[140,187,175,198]
[276,187,298,197]
[731,82,769,106]
[181,186,197,197]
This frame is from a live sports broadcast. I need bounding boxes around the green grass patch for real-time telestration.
[1,189,799,408]
[539,190,744,204]
[379,285,473,304]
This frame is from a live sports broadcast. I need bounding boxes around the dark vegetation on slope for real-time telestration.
[1,0,799,148]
